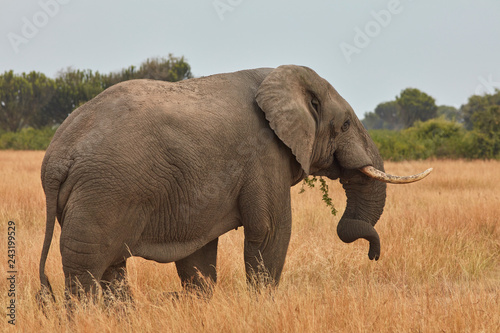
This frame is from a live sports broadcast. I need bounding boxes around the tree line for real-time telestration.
[362,88,500,160]
[0,55,192,132]
[0,57,498,159]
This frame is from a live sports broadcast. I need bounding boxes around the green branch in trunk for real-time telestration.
[299,176,338,216]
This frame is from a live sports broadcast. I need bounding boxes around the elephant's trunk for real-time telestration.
[336,135,387,260]
[337,217,380,260]
[337,178,386,260]
[333,118,432,260]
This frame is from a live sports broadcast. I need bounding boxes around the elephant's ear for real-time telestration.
[256,65,317,175]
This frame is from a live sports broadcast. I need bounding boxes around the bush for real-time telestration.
[466,105,500,159]
[0,127,56,150]
[405,118,467,159]
[369,129,431,161]
[370,118,472,160]
[463,130,500,159]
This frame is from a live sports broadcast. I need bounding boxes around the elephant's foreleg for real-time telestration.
[240,183,293,290]
[174,237,219,295]
[243,224,291,290]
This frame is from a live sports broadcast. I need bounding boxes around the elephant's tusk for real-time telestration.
[360,165,433,184]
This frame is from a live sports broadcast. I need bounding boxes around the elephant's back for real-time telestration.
[47,69,273,158]
[42,69,277,194]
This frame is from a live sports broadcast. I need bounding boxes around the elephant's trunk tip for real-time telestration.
[337,218,381,261]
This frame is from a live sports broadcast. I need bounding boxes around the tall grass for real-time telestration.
[0,152,498,332]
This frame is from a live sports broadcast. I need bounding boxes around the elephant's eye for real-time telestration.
[342,119,351,132]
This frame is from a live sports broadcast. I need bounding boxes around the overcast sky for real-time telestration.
[1,0,499,118]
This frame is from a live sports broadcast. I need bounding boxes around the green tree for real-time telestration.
[467,105,500,158]
[108,54,193,85]
[0,55,193,133]
[137,55,192,81]
[41,68,107,126]
[362,101,404,130]
[374,100,403,130]
[0,71,55,131]
[363,89,439,130]
[437,105,460,122]
[460,89,500,130]
[375,101,401,126]
[396,88,438,128]
[362,111,385,130]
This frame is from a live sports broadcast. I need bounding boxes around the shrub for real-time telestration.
[405,118,467,159]
[0,127,56,150]
[369,118,470,160]
[369,129,427,161]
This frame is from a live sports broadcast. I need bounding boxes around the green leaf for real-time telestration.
[300,176,337,216]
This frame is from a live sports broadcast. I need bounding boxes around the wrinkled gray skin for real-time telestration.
[39,65,386,300]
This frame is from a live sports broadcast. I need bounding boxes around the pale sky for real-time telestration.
[1,0,499,118]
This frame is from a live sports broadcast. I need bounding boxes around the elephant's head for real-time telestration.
[256,65,431,260]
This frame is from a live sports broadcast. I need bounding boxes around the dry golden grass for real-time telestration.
[0,151,499,332]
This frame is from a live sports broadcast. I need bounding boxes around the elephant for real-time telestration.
[38,65,431,301]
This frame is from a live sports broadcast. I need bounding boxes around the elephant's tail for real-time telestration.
[37,187,57,305]
[37,158,70,305]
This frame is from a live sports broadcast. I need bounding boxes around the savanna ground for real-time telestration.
[0,151,498,332]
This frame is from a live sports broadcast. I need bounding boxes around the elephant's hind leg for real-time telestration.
[174,237,219,296]
[101,260,132,303]
[65,271,98,298]
[63,268,104,314]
